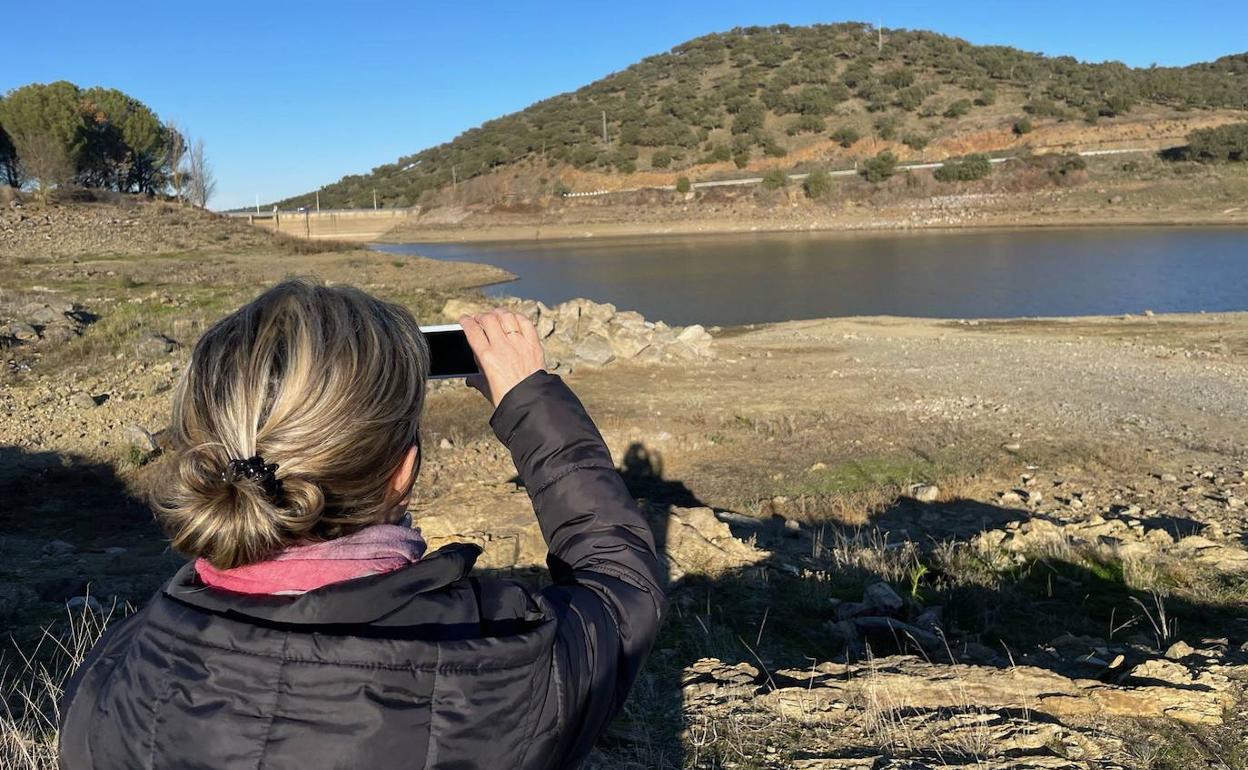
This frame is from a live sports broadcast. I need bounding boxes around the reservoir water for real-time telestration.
[374,227,1248,326]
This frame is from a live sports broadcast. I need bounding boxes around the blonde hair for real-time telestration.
[157,279,429,569]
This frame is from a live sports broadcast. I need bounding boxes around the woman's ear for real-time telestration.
[389,444,419,499]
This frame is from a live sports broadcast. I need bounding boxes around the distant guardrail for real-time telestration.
[223,207,417,218]
[557,147,1152,197]
[227,147,1154,214]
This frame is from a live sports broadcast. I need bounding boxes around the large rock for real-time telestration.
[414,486,549,571]
[658,506,770,582]
[440,297,494,321]
[571,332,615,367]
[1176,534,1248,569]
[437,296,714,369]
[23,302,66,326]
[608,326,653,359]
[681,657,1121,769]
[756,654,1233,726]
[5,321,39,342]
[862,581,904,615]
[414,494,766,583]
[135,331,178,358]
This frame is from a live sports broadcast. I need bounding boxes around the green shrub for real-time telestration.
[733,148,751,168]
[1057,154,1086,173]
[976,89,997,106]
[802,169,831,199]
[1013,118,1033,135]
[874,115,899,141]
[761,168,788,190]
[1024,98,1067,118]
[731,102,766,134]
[675,176,692,193]
[897,86,925,112]
[1099,93,1135,117]
[571,145,599,167]
[1187,122,1248,162]
[901,133,929,150]
[831,127,860,148]
[763,139,788,158]
[943,99,973,118]
[1043,154,1087,183]
[705,144,732,163]
[651,149,672,169]
[787,114,825,135]
[933,153,992,182]
[883,68,915,89]
[860,151,898,183]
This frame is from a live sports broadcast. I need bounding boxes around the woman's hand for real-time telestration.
[460,309,546,408]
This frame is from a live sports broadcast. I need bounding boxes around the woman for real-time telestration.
[58,279,666,769]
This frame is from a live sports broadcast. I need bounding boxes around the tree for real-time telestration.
[164,122,188,201]
[860,151,898,183]
[78,87,168,192]
[675,176,691,193]
[0,81,85,194]
[802,168,831,199]
[1013,117,1033,135]
[187,138,216,208]
[0,117,22,188]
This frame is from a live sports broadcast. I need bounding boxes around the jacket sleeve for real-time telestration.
[490,371,667,766]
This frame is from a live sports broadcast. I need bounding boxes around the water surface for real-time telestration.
[375,228,1248,326]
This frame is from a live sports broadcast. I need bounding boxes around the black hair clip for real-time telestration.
[223,455,283,501]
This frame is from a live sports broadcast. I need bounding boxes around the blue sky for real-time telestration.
[5,1,1246,210]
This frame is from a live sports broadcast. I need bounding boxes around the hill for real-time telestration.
[274,22,1248,210]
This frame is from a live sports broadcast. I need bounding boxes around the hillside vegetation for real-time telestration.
[277,22,1248,209]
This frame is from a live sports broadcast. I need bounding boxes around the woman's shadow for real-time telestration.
[596,441,1248,769]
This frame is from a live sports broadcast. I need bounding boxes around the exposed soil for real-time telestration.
[379,151,1248,244]
[4,198,1248,769]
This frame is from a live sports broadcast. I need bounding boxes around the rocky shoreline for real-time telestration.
[441,296,715,371]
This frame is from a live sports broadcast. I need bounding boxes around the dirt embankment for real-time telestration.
[5,197,1248,768]
[378,120,1248,244]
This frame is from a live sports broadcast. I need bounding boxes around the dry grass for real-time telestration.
[1,601,117,770]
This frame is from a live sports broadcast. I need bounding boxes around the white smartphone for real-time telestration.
[420,324,482,379]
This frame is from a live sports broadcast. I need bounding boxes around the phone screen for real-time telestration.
[420,324,481,379]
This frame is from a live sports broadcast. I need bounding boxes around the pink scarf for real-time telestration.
[195,524,427,596]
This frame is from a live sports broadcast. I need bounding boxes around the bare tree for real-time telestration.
[14,131,74,197]
[187,138,216,208]
[164,121,188,203]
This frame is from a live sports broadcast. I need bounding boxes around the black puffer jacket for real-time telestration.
[58,372,666,770]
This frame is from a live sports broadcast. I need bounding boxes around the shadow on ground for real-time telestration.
[6,442,1246,768]
[0,445,180,648]
[592,442,1248,769]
